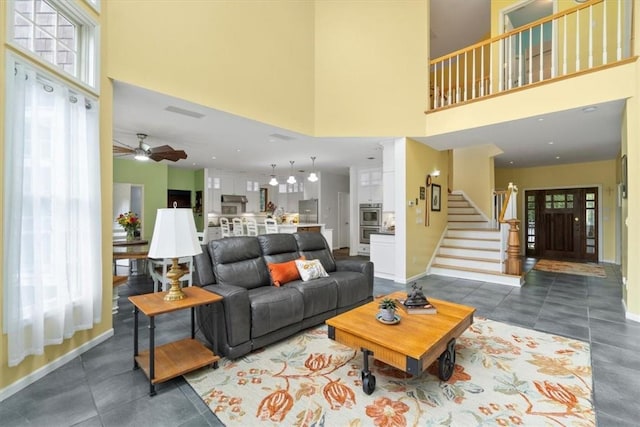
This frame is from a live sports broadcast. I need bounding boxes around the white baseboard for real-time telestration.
[624,299,640,323]
[0,329,114,402]
[396,271,428,285]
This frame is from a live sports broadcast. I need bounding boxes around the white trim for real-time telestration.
[397,270,428,285]
[622,299,640,323]
[0,329,114,402]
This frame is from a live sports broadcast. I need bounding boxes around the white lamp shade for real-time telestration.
[148,208,202,259]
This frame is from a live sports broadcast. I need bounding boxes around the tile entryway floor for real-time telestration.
[1,258,638,426]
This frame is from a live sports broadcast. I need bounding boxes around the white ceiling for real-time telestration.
[113,0,624,174]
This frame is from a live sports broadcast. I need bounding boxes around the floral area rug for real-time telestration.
[184,318,594,426]
[533,259,606,278]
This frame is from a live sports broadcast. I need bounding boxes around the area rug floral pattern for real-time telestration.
[533,259,606,278]
[185,318,594,426]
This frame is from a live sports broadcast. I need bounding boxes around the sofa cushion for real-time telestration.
[267,257,304,287]
[293,232,336,272]
[210,236,270,289]
[295,259,329,281]
[247,286,304,338]
[286,277,338,318]
[258,234,300,264]
[192,244,216,286]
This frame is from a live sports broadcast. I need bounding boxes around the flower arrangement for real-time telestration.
[116,211,140,239]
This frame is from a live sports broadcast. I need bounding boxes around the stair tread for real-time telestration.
[431,263,521,278]
[448,228,499,232]
[444,236,500,242]
[440,245,500,252]
[436,254,500,263]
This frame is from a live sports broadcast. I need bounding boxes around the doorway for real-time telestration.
[525,187,598,261]
[338,192,350,249]
[113,182,144,237]
[501,0,555,88]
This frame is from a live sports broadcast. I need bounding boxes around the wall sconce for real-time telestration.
[432,169,441,177]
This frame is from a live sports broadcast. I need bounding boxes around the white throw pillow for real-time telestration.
[295,259,329,282]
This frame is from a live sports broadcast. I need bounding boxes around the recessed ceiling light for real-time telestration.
[538,118,544,122]
[556,156,561,159]
[583,106,598,113]
[237,149,241,152]
[509,161,514,164]
[548,141,554,145]
[211,156,217,160]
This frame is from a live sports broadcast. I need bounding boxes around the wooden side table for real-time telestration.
[129,286,222,396]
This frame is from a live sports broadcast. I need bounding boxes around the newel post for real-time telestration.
[505,219,522,276]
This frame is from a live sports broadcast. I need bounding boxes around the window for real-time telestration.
[3,58,102,367]
[10,0,98,87]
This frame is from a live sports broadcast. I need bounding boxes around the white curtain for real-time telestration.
[3,59,102,367]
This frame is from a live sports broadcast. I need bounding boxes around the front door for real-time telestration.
[525,188,598,261]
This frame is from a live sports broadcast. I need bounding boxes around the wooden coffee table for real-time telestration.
[326,291,475,394]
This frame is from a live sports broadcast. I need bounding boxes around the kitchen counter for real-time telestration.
[371,230,395,235]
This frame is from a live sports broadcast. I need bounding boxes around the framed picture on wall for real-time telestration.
[431,184,441,212]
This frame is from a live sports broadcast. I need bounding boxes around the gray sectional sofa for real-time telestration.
[192,232,373,359]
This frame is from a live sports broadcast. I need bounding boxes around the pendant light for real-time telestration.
[269,164,279,186]
[287,160,297,184]
[307,156,318,182]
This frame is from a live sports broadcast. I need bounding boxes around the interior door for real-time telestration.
[338,192,350,249]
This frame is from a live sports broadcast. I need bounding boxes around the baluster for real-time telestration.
[563,14,568,75]
[602,0,607,64]
[588,4,593,68]
[456,53,460,103]
[539,23,543,82]
[616,0,622,60]
[576,9,580,71]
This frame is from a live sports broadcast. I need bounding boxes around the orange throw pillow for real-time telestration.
[268,257,305,287]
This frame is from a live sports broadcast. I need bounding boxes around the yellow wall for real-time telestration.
[1,0,114,391]
[106,0,316,136]
[314,0,429,136]
[495,159,617,263]
[453,145,502,218]
[405,138,449,279]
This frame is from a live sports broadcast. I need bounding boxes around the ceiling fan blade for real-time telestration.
[149,150,188,162]
[149,145,177,154]
[113,145,135,154]
[113,138,136,150]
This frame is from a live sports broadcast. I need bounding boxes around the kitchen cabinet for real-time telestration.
[297,226,321,233]
[357,243,370,255]
[358,168,382,204]
[207,226,222,241]
[370,233,395,280]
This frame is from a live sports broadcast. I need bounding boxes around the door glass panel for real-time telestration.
[586,193,595,200]
[567,202,573,208]
[567,194,574,201]
[586,201,595,208]
[586,247,594,254]
[553,194,565,201]
[553,201,565,209]
[545,202,552,208]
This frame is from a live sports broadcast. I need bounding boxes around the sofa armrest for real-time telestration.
[336,259,373,276]
[202,283,251,347]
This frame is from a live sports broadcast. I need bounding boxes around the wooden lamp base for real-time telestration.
[164,257,187,301]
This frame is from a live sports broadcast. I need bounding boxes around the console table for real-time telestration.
[129,286,222,396]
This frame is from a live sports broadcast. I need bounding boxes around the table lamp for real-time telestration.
[148,205,202,301]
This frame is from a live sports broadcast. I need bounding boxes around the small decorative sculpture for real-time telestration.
[404,283,429,307]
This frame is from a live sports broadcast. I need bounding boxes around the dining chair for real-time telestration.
[264,218,279,234]
[232,217,244,236]
[196,229,207,244]
[245,218,258,236]
[220,217,231,237]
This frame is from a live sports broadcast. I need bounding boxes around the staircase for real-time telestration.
[429,193,523,287]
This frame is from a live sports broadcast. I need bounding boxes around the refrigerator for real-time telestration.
[298,199,319,224]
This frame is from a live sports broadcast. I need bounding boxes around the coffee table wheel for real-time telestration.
[212,361,219,369]
[362,372,376,395]
[438,338,457,381]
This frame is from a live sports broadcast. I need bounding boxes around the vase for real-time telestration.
[380,308,396,322]
[126,229,135,241]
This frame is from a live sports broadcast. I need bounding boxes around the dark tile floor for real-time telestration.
[1,258,638,426]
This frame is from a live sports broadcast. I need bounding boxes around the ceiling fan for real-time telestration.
[113,133,188,162]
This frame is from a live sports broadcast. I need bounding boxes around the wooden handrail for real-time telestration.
[498,187,511,224]
[430,0,604,65]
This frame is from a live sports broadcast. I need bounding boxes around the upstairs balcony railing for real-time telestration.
[428,0,633,111]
